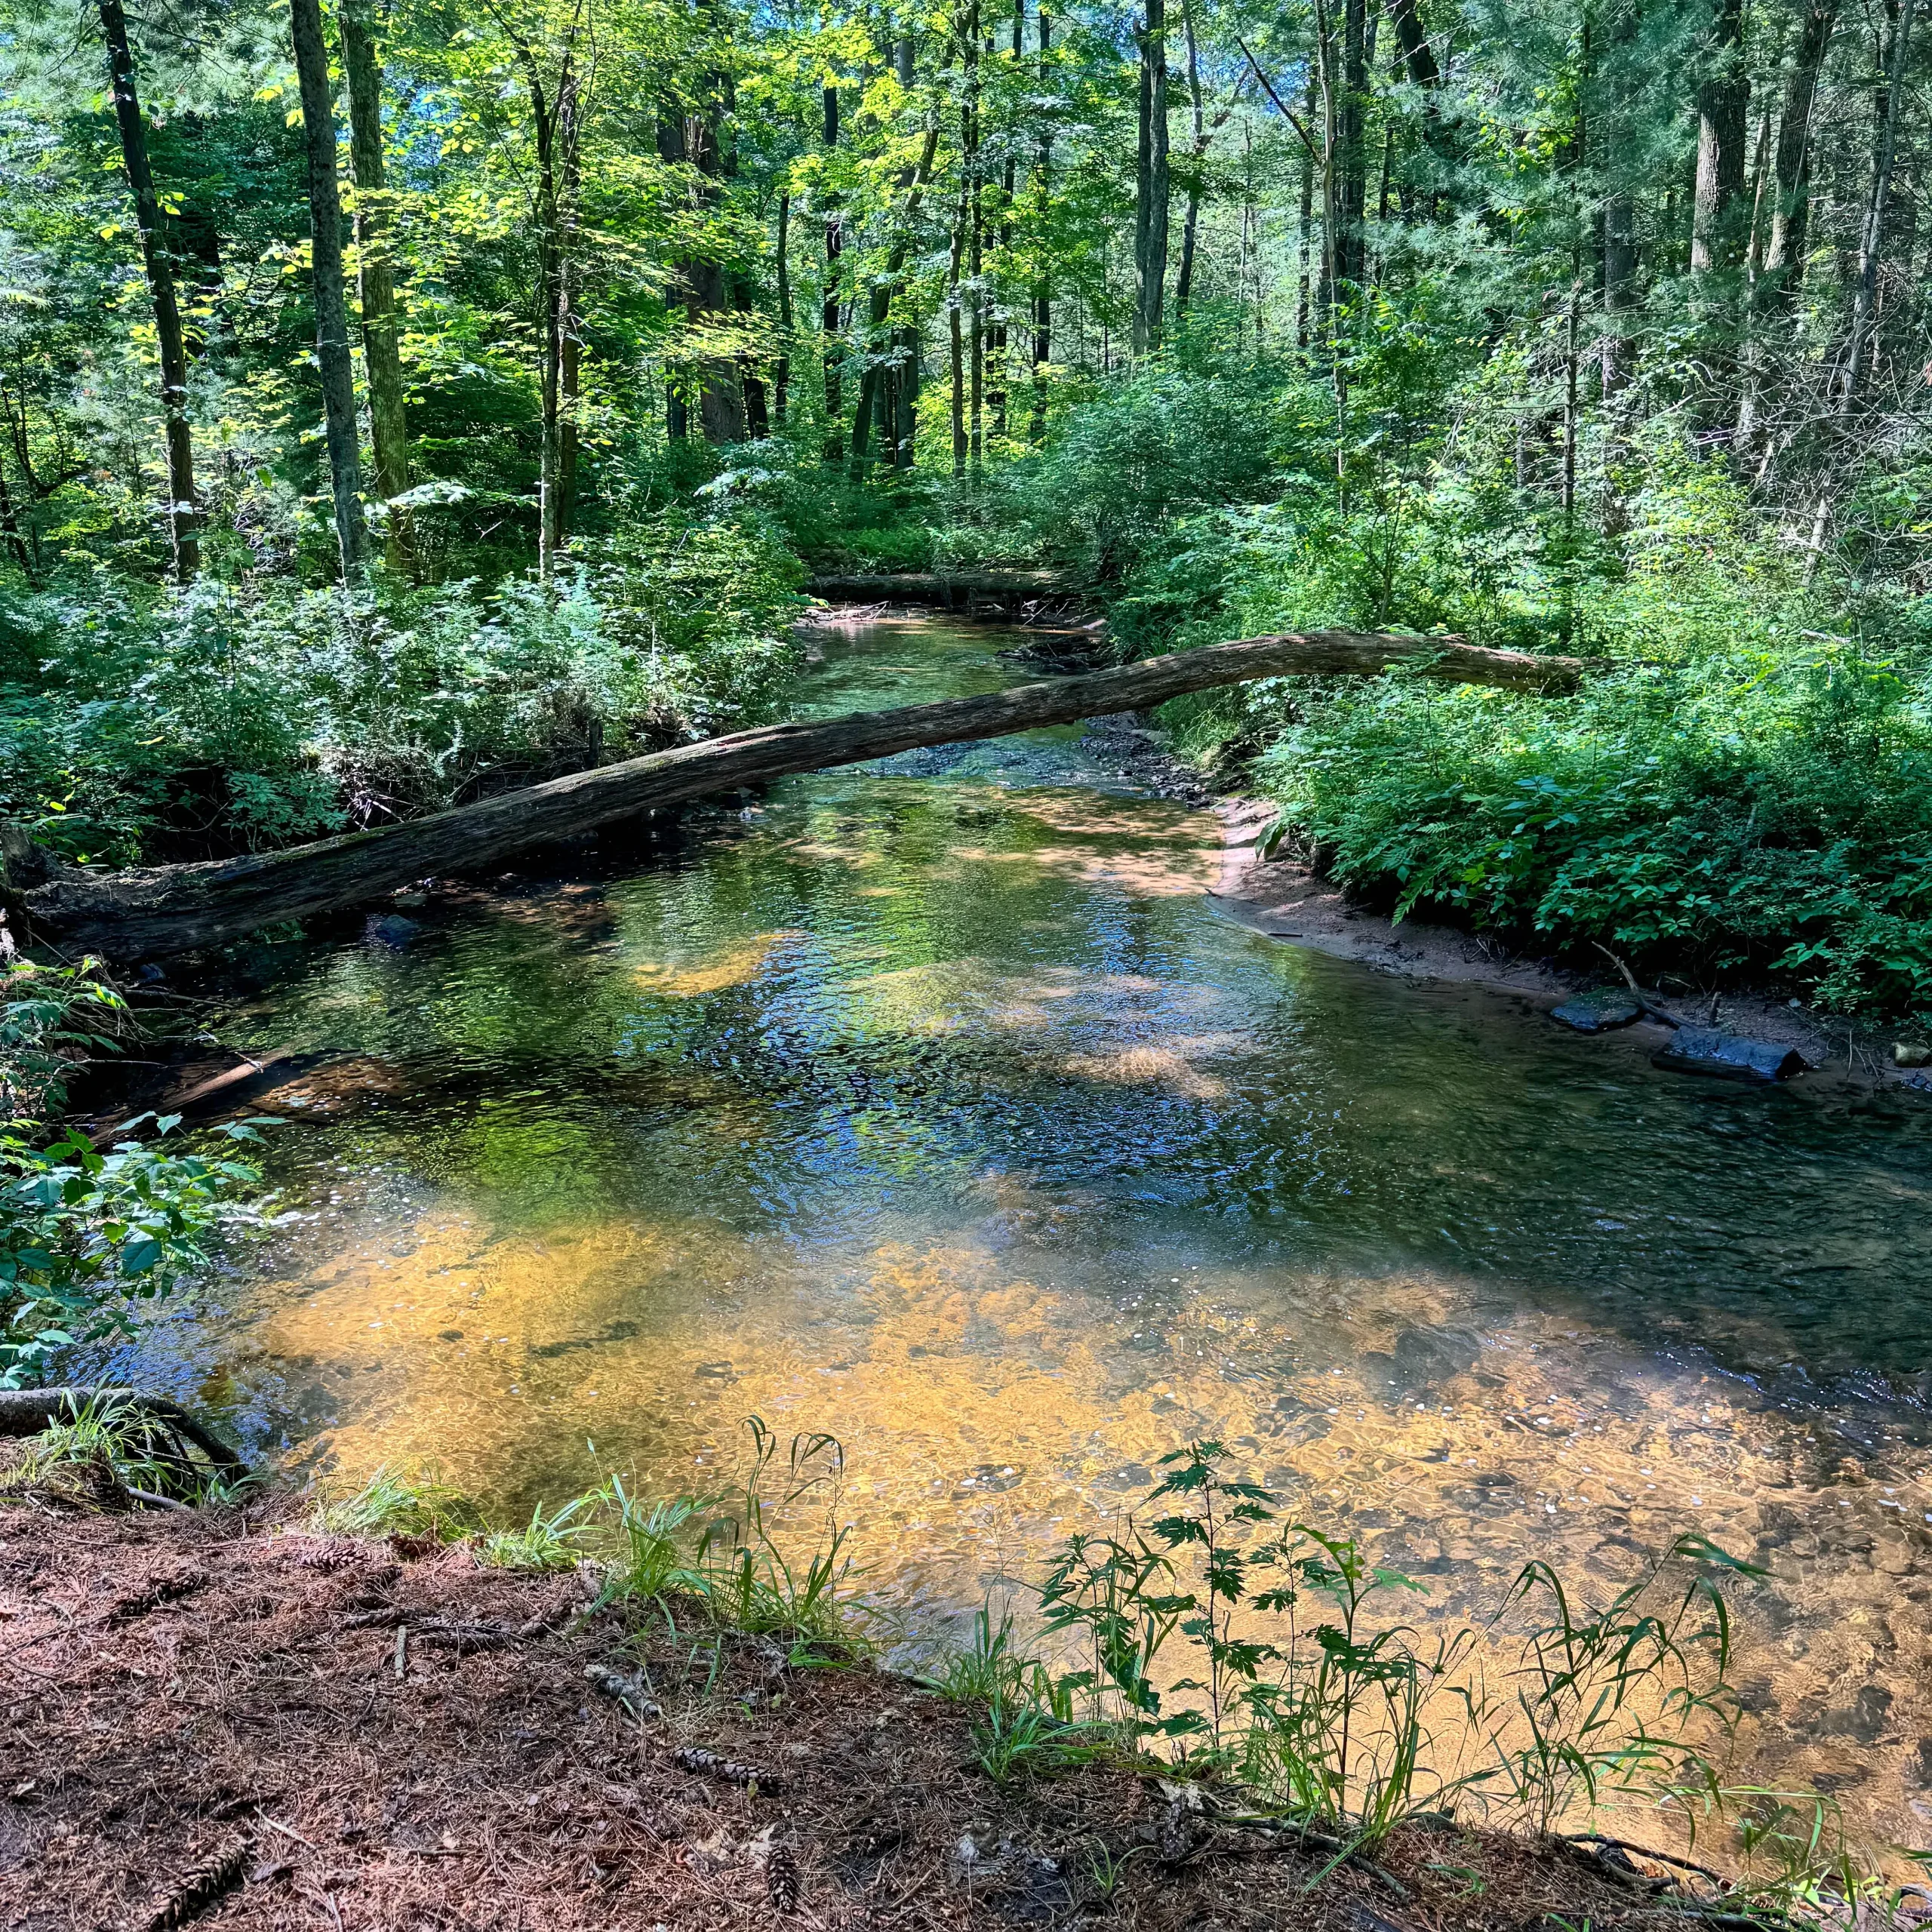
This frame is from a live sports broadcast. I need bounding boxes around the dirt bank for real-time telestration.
[1067,696,1928,1099]
[1,1487,1716,1932]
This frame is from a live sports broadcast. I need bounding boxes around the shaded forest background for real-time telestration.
[3,0,1932,1016]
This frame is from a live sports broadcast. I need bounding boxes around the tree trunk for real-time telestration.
[1839,0,1913,402]
[1176,0,1205,311]
[1807,0,1913,564]
[774,189,792,423]
[1690,0,1749,273]
[30,629,1599,958]
[1030,2,1051,440]
[97,0,199,583]
[950,202,968,478]
[1133,0,1169,352]
[1337,0,1367,289]
[340,0,411,567]
[1761,0,1836,299]
[821,87,843,463]
[290,0,367,580]
[851,118,944,477]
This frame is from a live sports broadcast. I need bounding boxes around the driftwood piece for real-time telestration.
[0,1386,247,1474]
[27,629,1594,958]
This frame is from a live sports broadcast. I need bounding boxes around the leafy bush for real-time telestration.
[1254,649,1932,1014]
[0,1114,264,1387]
[0,959,265,1386]
[0,509,805,866]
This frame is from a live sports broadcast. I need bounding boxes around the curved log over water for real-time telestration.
[27,629,1592,958]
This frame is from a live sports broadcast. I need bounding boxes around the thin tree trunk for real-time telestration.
[950,191,968,478]
[340,0,411,567]
[1690,0,1750,273]
[1030,2,1051,440]
[290,0,367,580]
[1297,73,1315,344]
[1810,0,1914,564]
[97,0,199,581]
[966,0,983,472]
[821,85,843,464]
[775,189,792,423]
[1134,0,1169,351]
[850,117,945,475]
[1337,0,1367,288]
[1177,0,1205,311]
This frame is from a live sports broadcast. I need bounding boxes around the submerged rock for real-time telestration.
[1652,1027,1807,1083]
[365,912,420,948]
[1551,987,1644,1032]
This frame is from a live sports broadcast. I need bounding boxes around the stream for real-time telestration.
[124,613,1932,1842]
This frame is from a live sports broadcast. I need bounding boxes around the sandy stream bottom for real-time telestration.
[225,1184,1932,1856]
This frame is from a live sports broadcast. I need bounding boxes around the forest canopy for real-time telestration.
[2,0,1930,1014]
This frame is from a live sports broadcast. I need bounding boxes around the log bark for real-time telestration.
[0,1387,246,1473]
[806,569,1071,605]
[27,629,1595,958]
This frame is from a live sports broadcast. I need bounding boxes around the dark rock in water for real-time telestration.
[1551,987,1644,1032]
[365,912,420,948]
[1360,1324,1482,1398]
[1652,1027,1807,1083]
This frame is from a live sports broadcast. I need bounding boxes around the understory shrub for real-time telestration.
[1253,648,1932,1014]
[0,509,804,866]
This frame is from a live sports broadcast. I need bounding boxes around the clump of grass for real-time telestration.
[311,1463,485,1542]
[474,1491,601,1572]
[2,1389,249,1509]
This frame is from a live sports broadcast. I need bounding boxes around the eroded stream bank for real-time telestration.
[115,614,1932,1843]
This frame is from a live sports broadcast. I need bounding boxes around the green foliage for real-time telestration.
[312,1463,486,1542]
[0,958,132,1119]
[473,1491,604,1571]
[0,1114,264,1389]
[1254,650,1932,1014]
[1,511,804,866]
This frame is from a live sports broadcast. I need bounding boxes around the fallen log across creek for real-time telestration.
[26,628,1595,958]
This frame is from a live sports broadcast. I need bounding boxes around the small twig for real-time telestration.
[125,1484,198,1515]
[392,1626,408,1679]
[1564,1834,1729,1890]
[257,1814,318,1849]
[1589,942,1690,1027]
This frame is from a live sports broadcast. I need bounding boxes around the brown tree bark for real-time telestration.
[291,0,368,580]
[774,188,792,423]
[340,0,411,565]
[1761,0,1836,297]
[1690,0,1749,273]
[821,85,843,464]
[1133,0,1169,351]
[1337,0,1367,288]
[29,628,1599,958]
[1030,2,1051,441]
[97,0,200,582]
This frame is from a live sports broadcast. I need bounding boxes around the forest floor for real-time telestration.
[0,1474,1742,1932]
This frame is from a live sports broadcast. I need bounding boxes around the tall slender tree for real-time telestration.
[97,0,199,581]
[290,0,367,579]
[340,0,411,565]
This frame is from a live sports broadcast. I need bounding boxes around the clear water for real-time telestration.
[129,617,1932,1840]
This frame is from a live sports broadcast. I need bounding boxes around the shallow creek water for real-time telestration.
[128,615,1932,1842]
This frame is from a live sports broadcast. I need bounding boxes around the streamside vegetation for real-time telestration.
[4,1407,1909,1921]
[2,0,1930,1021]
